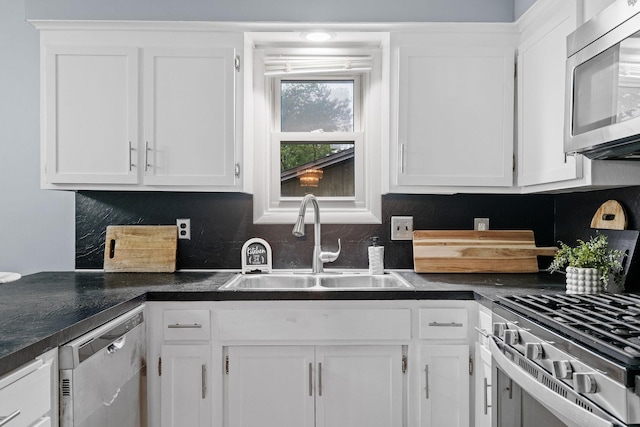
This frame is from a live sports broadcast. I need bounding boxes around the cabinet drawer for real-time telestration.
[419,308,468,339]
[0,360,51,427]
[163,309,210,341]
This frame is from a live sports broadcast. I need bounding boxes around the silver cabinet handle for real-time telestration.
[144,141,150,172]
[484,377,491,414]
[400,143,405,174]
[0,410,20,426]
[475,327,489,337]
[167,323,202,329]
[429,321,464,327]
[128,141,135,171]
[425,364,430,399]
[235,163,241,178]
[308,363,313,396]
[318,362,323,397]
[201,364,207,399]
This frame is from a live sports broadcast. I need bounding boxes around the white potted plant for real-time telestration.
[548,234,626,294]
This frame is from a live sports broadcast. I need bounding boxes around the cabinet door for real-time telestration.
[474,342,492,427]
[161,345,211,427]
[396,46,514,187]
[44,45,139,184]
[225,346,315,427]
[418,345,469,427]
[143,47,237,186]
[517,1,580,187]
[316,345,403,427]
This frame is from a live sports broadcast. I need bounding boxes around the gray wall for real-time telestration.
[26,0,516,22]
[0,0,75,275]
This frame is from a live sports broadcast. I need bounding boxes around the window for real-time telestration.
[277,78,359,198]
[251,40,387,224]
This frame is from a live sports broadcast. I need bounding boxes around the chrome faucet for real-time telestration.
[292,194,341,273]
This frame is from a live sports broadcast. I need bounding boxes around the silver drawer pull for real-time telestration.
[474,327,489,337]
[167,323,202,329]
[0,410,20,426]
[429,321,463,327]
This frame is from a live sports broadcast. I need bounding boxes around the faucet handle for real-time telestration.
[320,238,341,263]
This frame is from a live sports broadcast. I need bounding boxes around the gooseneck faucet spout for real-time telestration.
[292,194,341,273]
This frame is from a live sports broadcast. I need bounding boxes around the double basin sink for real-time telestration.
[219,271,415,291]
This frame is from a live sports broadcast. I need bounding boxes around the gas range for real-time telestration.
[492,293,640,426]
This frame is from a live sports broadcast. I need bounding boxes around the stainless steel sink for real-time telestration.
[318,274,412,289]
[218,272,414,291]
[219,274,316,290]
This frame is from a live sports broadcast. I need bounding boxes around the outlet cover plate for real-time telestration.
[474,218,490,231]
[177,218,191,240]
[391,216,413,240]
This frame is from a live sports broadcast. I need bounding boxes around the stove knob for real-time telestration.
[552,360,573,379]
[525,343,544,360]
[574,373,597,394]
[493,322,507,338]
[504,329,520,345]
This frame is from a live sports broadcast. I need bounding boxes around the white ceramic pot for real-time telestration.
[565,267,602,294]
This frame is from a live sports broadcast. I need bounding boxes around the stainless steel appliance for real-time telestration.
[565,0,640,159]
[59,305,146,427]
[490,293,640,426]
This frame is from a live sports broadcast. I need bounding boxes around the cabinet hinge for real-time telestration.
[158,356,162,376]
[469,355,474,376]
[225,355,230,375]
[235,55,241,72]
[402,355,408,374]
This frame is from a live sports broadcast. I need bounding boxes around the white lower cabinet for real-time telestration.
[160,345,212,427]
[148,300,478,427]
[418,345,470,427]
[474,343,492,427]
[224,345,403,427]
[0,349,57,427]
[474,305,493,427]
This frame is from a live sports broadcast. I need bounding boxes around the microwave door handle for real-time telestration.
[489,337,615,427]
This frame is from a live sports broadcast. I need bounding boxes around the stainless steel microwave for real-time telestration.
[565,0,640,159]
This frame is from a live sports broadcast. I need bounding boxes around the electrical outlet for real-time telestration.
[474,218,490,231]
[176,218,191,240]
[391,216,413,240]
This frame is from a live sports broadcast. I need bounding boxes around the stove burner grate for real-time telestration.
[499,293,640,366]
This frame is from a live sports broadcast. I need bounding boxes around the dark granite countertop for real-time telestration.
[0,270,566,377]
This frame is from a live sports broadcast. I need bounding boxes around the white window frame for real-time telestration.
[252,46,385,224]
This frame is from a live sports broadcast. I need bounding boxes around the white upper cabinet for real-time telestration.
[38,22,243,191]
[44,45,139,185]
[517,0,640,193]
[389,28,518,193]
[517,0,580,187]
[143,47,238,186]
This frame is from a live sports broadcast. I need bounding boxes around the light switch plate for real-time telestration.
[391,216,413,240]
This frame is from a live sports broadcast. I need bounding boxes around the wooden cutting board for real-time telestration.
[590,200,627,230]
[413,230,557,273]
[104,225,177,272]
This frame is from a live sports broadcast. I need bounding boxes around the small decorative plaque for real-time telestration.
[241,238,273,273]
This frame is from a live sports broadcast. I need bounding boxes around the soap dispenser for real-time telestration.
[368,236,385,275]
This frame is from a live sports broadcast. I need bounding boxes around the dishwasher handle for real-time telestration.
[107,336,126,354]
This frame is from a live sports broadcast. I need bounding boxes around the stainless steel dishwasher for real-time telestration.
[59,305,146,427]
